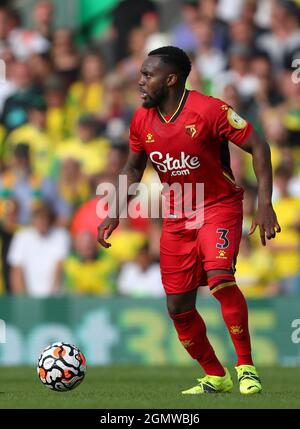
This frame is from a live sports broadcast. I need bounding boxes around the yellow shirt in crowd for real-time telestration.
[56,136,109,176]
[6,124,54,176]
[270,196,300,279]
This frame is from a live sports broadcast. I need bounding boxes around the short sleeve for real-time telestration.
[207,98,253,146]
[54,229,71,261]
[7,231,27,266]
[129,110,144,153]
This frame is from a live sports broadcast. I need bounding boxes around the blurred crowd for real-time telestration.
[0,0,299,299]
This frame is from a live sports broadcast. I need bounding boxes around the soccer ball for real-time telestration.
[37,342,86,391]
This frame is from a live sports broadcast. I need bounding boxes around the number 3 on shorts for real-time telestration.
[216,228,229,249]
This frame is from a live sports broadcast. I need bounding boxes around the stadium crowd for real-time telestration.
[0,0,299,298]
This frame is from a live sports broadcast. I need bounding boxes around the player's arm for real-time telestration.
[97,149,148,248]
[239,129,281,246]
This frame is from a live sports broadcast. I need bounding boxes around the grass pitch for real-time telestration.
[0,366,299,409]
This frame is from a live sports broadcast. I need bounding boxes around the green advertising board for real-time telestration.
[0,297,299,366]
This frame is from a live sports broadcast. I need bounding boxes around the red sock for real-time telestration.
[170,308,225,376]
[208,275,253,366]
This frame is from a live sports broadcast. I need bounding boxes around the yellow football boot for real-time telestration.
[182,368,233,394]
[235,365,262,394]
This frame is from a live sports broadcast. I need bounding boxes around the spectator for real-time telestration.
[63,230,118,294]
[57,157,91,212]
[193,17,226,90]
[44,75,68,143]
[255,0,300,72]
[111,0,157,62]
[8,202,70,296]
[66,52,106,131]
[269,164,300,294]
[32,0,54,41]
[235,232,280,298]
[0,143,71,225]
[118,242,164,297]
[171,1,198,53]
[56,114,110,179]
[5,96,54,176]
[51,29,80,88]
[0,198,19,293]
[1,61,40,131]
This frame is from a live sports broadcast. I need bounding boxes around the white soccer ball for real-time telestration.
[37,342,87,391]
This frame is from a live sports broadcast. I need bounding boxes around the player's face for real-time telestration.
[138,56,169,108]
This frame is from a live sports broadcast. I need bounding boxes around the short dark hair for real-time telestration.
[148,46,192,80]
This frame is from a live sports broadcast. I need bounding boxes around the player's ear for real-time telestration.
[167,73,177,87]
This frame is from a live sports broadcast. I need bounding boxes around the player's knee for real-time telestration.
[207,272,236,296]
[166,300,195,316]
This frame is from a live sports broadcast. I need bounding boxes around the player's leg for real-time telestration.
[207,268,253,367]
[200,205,262,394]
[167,290,233,394]
[167,289,225,376]
[207,268,262,394]
[160,226,233,393]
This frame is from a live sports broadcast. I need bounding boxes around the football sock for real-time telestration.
[209,274,253,366]
[170,308,225,376]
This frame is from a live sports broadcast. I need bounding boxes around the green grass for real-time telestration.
[0,366,299,409]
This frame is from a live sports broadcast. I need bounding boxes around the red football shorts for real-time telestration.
[160,205,243,294]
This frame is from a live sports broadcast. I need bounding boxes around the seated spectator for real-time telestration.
[216,43,259,99]
[117,27,147,83]
[56,114,110,179]
[118,242,164,297]
[100,73,134,145]
[269,164,300,294]
[44,75,68,143]
[66,52,106,131]
[193,17,226,90]
[235,233,280,298]
[0,198,19,293]
[8,202,70,297]
[0,143,71,225]
[1,61,40,132]
[57,157,91,212]
[50,29,80,88]
[5,96,54,176]
[255,0,300,72]
[32,0,54,40]
[170,1,198,53]
[63,230,118,295]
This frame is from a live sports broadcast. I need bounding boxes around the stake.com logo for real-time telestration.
[149,151,200,176]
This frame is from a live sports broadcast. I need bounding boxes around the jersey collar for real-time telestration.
[157,89,189,123]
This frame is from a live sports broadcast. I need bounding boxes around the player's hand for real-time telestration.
[97,217,119,248]
[248,203,281,246]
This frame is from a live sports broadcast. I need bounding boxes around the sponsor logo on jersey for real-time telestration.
[181,339,194,348]
[146,133,155,143]
[185,124,197,138]
[216,249,227,259]
[149,151,200,176]
[227,108,247,129]
[230,325,243,335]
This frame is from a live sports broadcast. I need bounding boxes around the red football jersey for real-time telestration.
[129,90,253,226]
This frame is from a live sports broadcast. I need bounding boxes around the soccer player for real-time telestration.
[97,46,281,394]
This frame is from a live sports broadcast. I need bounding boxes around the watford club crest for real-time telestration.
[185,124,197,138]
